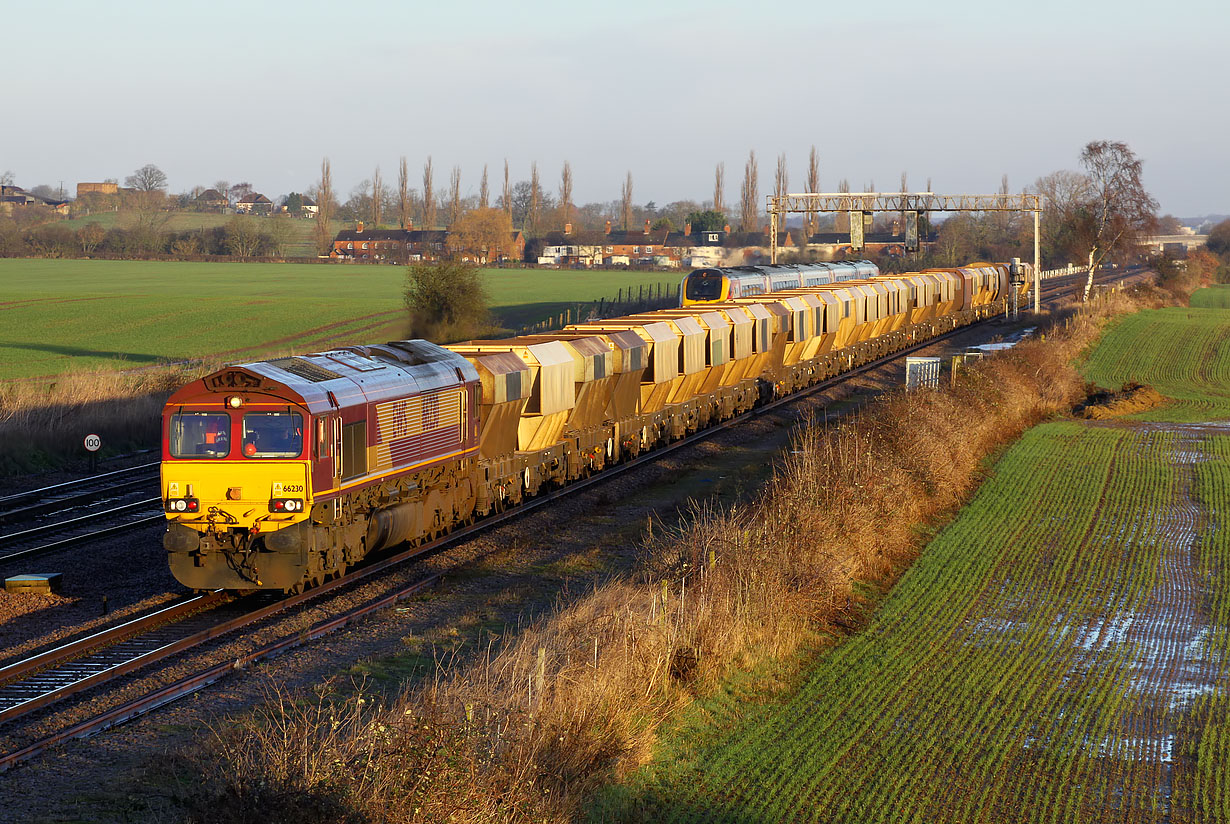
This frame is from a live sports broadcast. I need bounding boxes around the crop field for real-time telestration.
[1189,286,1230,309]
[1080,307,1230,421]
[593,304,1230,823]
[0,259,673,380]
[598,419,1230,822]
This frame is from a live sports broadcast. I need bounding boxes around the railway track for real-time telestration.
[0,463,161,564]
[0,269,1147,772]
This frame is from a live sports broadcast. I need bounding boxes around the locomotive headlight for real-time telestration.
[227,396,244,409]
[166,498,200,513]
[173,499,186,512]
[269,498,304,513]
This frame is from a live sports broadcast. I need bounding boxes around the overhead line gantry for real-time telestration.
[767,192,1045,313]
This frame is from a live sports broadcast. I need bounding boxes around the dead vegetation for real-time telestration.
[0,362,214,475]
[159,287,1169,823]
[1075,381,1168,418]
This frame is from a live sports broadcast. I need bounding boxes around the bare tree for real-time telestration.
[371,166,383,226]
[448,166,462,227]
[397,157,410,228]
[228,182,254,204]
[559,161,573,227]
[125,164,168,192]
[1033,169,1092,266]
[422,156,436,229]
[713,162,724,214]
[1076,140,1158,299]
[739,151,758,232]
[774,154,788,202]
[805,147,819,236]
[836,177,850,233]
[620,171,633,231]
[528,162,542,236]
[502,160,511,218]
[312,158,334,254]
[479,164,489,209]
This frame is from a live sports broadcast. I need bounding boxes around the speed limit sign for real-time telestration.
[83,434,102,452]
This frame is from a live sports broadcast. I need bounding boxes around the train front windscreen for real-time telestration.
[684,270,725,302]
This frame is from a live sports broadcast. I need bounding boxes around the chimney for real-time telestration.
[684,222,691,236]
[564,222,573,236]
[405,219,413,230]
[357,221,364,233]
[644,219,651,235]
[605,220,611,235]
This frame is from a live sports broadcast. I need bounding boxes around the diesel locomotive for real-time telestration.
[161,260,1029,592]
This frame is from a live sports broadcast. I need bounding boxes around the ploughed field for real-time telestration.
[0,259,671,380]
[595,302,1230,822]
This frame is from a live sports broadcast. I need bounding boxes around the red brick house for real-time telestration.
[330,224,525,263]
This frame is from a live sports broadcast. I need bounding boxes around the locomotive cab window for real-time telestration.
[685,273,723,301]
[241,412,303,459]
[170,412,232,458]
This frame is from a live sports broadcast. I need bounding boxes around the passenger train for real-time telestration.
[679,260,879,306]
[160,260,1029,592]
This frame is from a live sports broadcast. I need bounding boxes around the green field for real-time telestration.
[593,307,1230,822]
[1081,306,1230,420]
[1190,285,1230,309]
[0,259,676,380]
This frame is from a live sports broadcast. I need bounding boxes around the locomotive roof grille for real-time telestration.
[264,357,344,383]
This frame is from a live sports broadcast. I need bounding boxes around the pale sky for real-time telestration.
[5,0,1227,216]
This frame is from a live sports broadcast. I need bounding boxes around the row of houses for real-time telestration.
[330,219,931,268]
[190,189,318,217]
[329,223,526,264]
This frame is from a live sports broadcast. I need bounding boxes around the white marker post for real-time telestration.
[84,433,101,473]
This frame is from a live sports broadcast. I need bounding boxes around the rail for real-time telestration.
[0,267,1146,771]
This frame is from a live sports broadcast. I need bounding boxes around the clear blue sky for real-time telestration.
[5,0,1227,216]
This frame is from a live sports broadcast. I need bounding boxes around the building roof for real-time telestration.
[603,228,671,246]
[238,192,271,204]
[196,189,226,202]
[300,195,317,207]
[663,229,727,248]
[334,228,449,243]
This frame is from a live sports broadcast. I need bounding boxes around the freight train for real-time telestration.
[161,261,1029,592]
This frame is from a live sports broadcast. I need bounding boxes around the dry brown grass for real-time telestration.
[173,285,1162,823]
[0,362,216,474]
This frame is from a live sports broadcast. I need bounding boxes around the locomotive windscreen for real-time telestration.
[684,271,723,301]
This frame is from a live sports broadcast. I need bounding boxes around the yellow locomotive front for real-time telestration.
[162,369,315,591]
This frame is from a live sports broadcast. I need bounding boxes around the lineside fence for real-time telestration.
[1039,264,1084,280]
[514,281,679,335]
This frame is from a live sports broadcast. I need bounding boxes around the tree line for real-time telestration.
[0,214,301,260]
[3,141,1216,281]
